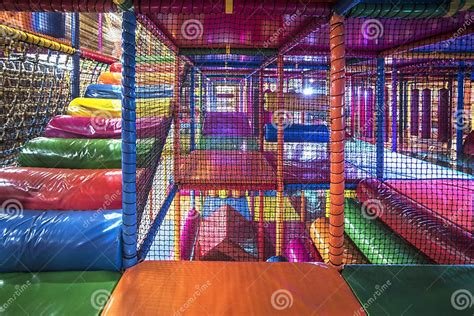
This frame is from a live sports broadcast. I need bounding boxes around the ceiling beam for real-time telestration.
[180,48,278,56]
[333,0,362,16]
[248,16,329,78]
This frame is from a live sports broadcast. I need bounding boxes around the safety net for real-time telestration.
[0,2,472,271]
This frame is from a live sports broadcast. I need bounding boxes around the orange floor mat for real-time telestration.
[102,261,365,315]
[176,150,277,191]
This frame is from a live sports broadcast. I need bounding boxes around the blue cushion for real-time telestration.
[265,124,329,143]
[85,84,174,99]
[0,210,122,272]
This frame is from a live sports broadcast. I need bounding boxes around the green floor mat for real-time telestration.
[197,136,258,150]
[0,271,121,316]
[342,265,474,316]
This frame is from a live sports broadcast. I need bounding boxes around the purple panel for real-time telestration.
[365,88,374,138]
[358,87,366,135]
[438,88,450,142]
[45,115,169,139]
[202,112,253,137]
[421,89,432,139]
[410,89,420,136]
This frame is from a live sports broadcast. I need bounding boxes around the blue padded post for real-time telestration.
[391,61,397,152]
[190,67,196,151]
[376,58,385,179]
[121,11,138,269]
[71,13,80,99]
[456,61,465,159]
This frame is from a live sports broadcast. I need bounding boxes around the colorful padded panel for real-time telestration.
[342,265,474,316]
[197,136,258,151]
[385,179,473,232]
[356,179,474,264]
[18,137,155,169]
[67,98,172,118]
[102,261,365,315]
[0,210,122,272]
[67,98,122,117]
[45,116,170,139]
[202,112,253,137]
[0,167,123,210]
[84,84,174,99]
[0,271,120,315]
[249,195,300,221]
[265,124,330,143]
[344,199,431,264]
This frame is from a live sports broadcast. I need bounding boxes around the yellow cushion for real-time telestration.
[67,98,172,118]
[249,195,300,221]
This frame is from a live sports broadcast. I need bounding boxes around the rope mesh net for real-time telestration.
[0,5,472,267]
[134,16,176,259]
[0,13,118,166]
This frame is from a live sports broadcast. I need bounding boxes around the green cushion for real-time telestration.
[342,265,474,316]
[18,137,155,169]
[344,199,430,264]
[0,271,121,315]
[197,136,258,150]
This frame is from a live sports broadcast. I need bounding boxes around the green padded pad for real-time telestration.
[197,137,259,150]
[342,265,474,316]
[344,198,431,264]
[0,271,121,315]
[18,137,155,169]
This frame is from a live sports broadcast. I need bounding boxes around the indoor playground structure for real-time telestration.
[0,1,473,315]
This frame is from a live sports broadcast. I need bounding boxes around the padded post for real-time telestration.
[121,11,138,269]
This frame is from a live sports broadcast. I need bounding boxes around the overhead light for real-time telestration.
[303,87,314,96]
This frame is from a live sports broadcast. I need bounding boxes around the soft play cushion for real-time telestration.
[0,210,122,272]
[85,84,174,99]
[265,124,329,143]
